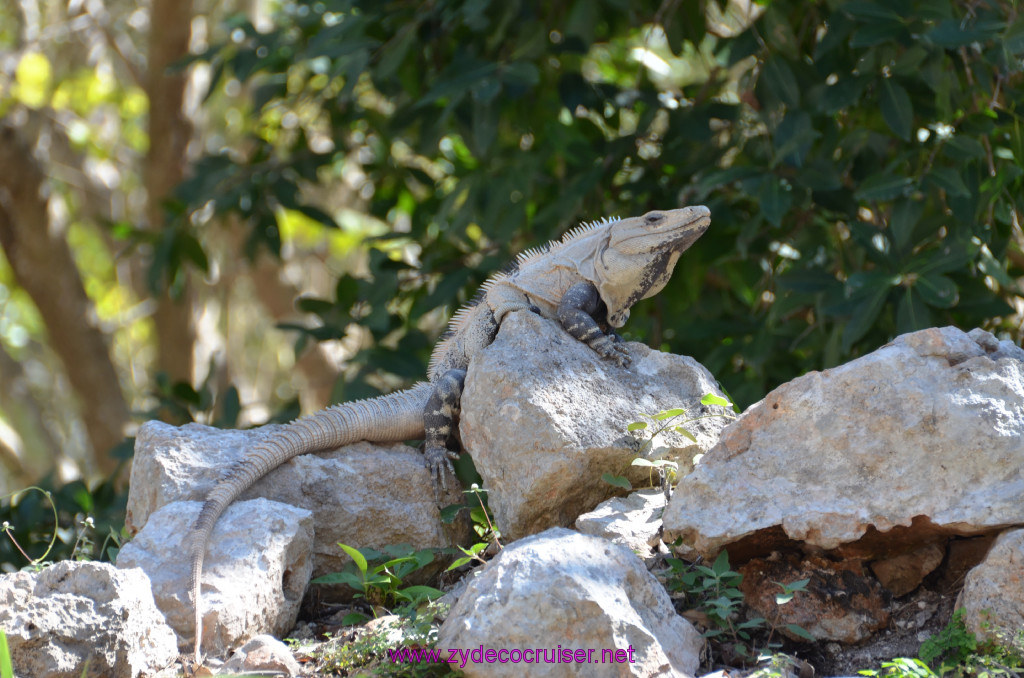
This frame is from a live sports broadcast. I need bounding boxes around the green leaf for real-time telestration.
[915,274,958,308]
[761,57,800,108]
[338,543,369,575]
[841,1,902,22]
[654,408,686,420]
[311,571,365,588]
[501,62,540,89]
[757,175,792,227]
[943,136,986,161]
[341,611,373,626]
[927,167,970,197]
[376,26,418,79]
[841,273,895,351]
[978,245,1017,289]
[776,269,839,294]
[438,504,463,524]
[711,550,732,576]
[394,585,445,602]
[418,61,498,107]
[786,624,817,641]
[447,556,474,571]
[889,199,924,251]
[627,421,648,431]
[896,289,931,334]
[776,591,796,604]
[927,19,1002,48]
[855,173,914,201]
[1005,15,1024,55]
[880,79,913,141]
[700,394,731,407]
[631,457,657,468]
[601,473,632,490]
[674,428,698,443]
[908,241,978,276]
[850,21,905,47]
[0,630,12,678]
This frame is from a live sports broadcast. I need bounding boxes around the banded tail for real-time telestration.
[190,382,433,661]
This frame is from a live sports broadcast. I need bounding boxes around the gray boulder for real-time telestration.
[221,635,303,677]
[663,326,1024,561]
[116,498,313,656]
[126,423,465,578]
[439,528,703,677]
[575,488,667,557]
[0,561,178,678]
[958,527,1024,644]
[461,311,730,541]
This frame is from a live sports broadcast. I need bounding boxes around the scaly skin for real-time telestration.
[189,205,711,661]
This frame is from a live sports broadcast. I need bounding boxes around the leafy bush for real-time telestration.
[173,0,1023,408]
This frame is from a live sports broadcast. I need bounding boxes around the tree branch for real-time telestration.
[144,0,198,386]
[0,123,129,477]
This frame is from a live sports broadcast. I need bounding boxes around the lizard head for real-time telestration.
[596,205,711,327]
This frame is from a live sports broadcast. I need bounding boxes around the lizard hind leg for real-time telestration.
[423,368,467,495]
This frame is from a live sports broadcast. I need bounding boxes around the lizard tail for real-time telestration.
[190,382,433,662]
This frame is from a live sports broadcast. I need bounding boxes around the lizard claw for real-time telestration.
[591,335,632,367]
[424,445,458,502]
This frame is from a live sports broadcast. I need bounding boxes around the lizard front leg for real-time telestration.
[557,281,631,367]
[423,368,467,496]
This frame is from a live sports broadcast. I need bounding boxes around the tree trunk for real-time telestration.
[0,125,129,477]
[144,0,197,385]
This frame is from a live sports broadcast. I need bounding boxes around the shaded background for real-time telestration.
[0,0,1021,566]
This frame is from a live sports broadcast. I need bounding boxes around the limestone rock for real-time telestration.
[738,553,890,644]
[663,327,1024,559]
[221,635,302,677]
[439,528,703,677]
[126,423,464,578]
[869,542,945,597]
[461,311,729,541]
[0,561,178,678]
[958,528,1024,644]
[575,488,667,556]
[116,498,313,657]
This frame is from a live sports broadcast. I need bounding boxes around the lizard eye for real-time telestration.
[643,211,664,225]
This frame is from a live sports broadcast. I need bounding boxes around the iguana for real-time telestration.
[189,205,711,660]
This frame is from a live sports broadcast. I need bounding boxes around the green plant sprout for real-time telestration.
[443,484,501,571]
[312,543,443,625]
[605,393,738,491]
[1,486,59,570]
[663,550,812,663]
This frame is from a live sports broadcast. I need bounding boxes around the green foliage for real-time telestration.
[915,611,1024,678]
[311,543,442,618]
[857,611,1024,678]
[0,630,12,678]
[174,0,1023,409]
[0,480,127,572]
[606,393,738,490]
[860,657,938,678]
[312,602,460,677]
[664,550,812,661]
[442,484,501,571]
[920,610,979,670]
[143,365,253,428]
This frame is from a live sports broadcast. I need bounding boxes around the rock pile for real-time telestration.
[2,324,1021,678]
